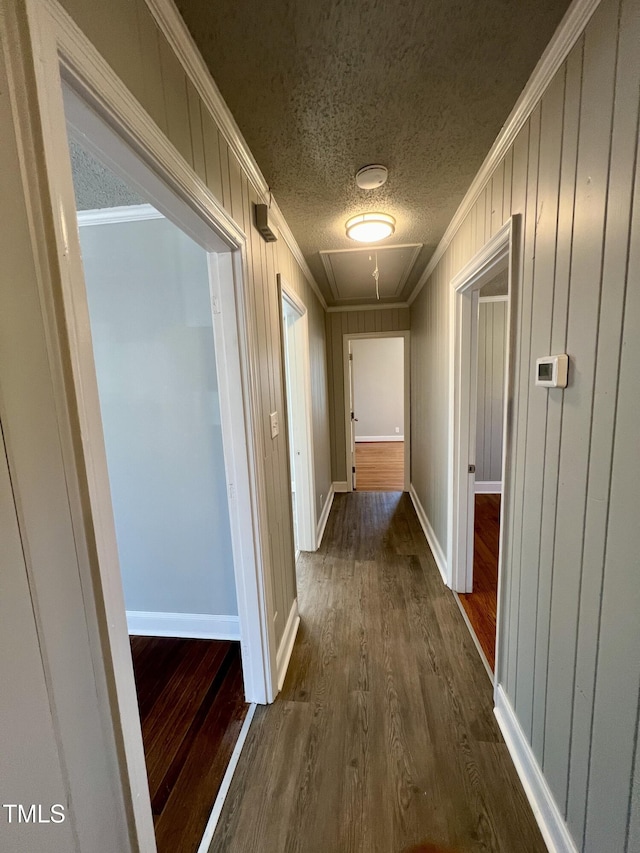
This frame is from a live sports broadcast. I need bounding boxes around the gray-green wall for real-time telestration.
[410,1,640,849]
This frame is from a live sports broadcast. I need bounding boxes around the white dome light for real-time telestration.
[345,212,395,243]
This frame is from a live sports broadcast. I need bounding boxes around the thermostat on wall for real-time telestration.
[535,354,569,388]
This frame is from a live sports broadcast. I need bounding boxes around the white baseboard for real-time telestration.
[333,480,349,493]
[355,435,404,442]
[409,484,448,585]
[494,685,578,853]
[316,484,334,548]
[126,611,240,640]
[475,480,503,494]
[276,599,300,691]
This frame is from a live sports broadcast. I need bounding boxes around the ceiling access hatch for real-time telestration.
[320,243,422,304]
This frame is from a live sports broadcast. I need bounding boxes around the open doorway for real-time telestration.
[279,275,317,555]
[343,332,410,492]
[59,84,265,852]
[458,290,508,672]
[449,218,517,682]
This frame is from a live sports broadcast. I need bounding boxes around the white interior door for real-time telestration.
[280,280,317,552]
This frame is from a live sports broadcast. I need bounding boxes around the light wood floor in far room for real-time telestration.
[210,492,545,853]
[355,441,404,490]
[458,494,501,671]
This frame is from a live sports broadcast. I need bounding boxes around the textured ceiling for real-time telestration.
[176,0,572,305]
[69,140,144,210]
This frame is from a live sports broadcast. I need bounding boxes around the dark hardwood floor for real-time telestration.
[355,441,404,490]
[210,492,545,853]
[458,494,501,671]
[130,636,248,853]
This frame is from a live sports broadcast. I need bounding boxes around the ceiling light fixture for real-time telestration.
[345,212,395,243]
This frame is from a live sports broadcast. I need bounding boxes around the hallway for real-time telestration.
[210,492,545,852]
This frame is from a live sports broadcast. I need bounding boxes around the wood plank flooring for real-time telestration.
[355,441,404,490]
[130,637,248,853]
[210,492,545,853]
[458,495,501,671]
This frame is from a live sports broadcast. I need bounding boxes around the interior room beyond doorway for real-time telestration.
[349,335,407,491]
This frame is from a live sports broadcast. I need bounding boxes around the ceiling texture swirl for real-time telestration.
[175,0,572,305]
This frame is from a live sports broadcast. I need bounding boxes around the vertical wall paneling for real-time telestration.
[410,4,639,848]
[543,0,619,825]
[228,151,244,228]
[575,1,640,848]
[156,32,192,166]
[201,108,223,201]
[531,38,584,763]
[134,0,167,134]
[504,118,533,699]
[515,69,564,741]
[219,141,232,213]
[186,79,206,183]
[490,159,505,237]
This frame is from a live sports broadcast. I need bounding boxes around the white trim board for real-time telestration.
[144,0,327,311]
[276,599,300,691]
[196,701,257,853]
[475,481,502,494]
[494,685,579,853]
[333,481,349,493]
[316,484,334,549]
[409,485,448,585]
[326,302,410,313]
[126,611,240,640]
[479,295,509,303]
[76,203,162,226]
[355,435,404,442]
[407,0,601,306]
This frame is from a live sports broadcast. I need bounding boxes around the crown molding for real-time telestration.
[76,203,163,226]
[407,0,601,306]
[144,0,327,310]
[326,302,410,313]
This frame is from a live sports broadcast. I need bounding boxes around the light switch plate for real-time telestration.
[270,411,279,439]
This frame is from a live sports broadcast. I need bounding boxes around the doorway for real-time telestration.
[279,276,317,554]
[49,80,272,851]
[449,218,517,682]
[457,293,508,672]
[343,332,410,492]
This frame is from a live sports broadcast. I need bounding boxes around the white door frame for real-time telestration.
[278,275,318,551]
[448,217,519,687]
[14,0,279,848]
[343,331,411,492]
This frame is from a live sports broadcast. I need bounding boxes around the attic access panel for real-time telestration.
[320,243,422,303]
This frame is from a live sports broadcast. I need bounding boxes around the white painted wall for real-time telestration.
[351,336,404,440]
[78,216,237,616]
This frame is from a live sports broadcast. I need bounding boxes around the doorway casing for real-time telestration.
[343,330,411,493]
[447,217,519,689]
[4,0,281,847]
[278,274,318,552]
